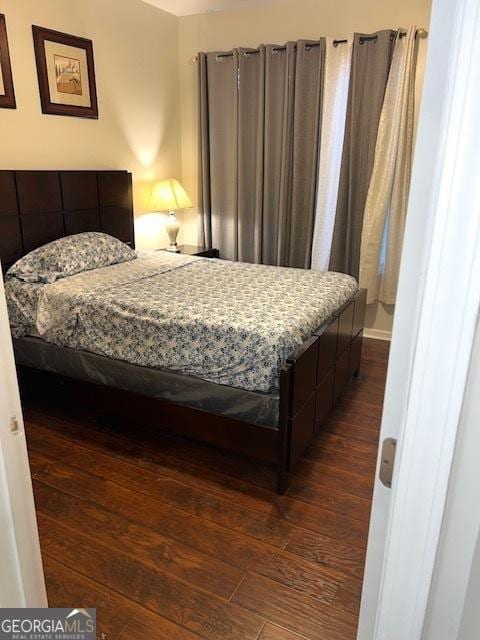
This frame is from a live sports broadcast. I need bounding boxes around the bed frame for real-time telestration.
[1,169,366,493]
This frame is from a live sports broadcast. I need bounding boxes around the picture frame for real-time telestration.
[32,25,98,119]
[0,14,16,109]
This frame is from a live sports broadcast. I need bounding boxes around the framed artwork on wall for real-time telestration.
[32,25,98,119]
[0,14,16,109]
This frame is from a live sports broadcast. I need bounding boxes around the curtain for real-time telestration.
[311,36,353,271]
[262,43,296,265]
[197,53,211,249]
[329,30,395,279]
[359,27,417,304]
[287,40,326,268]
[198,51,239,258]
[198,41,325,266]
[238,46,266,264]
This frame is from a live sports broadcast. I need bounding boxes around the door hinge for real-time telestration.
[379,437,397,488]
[9,417,20,435]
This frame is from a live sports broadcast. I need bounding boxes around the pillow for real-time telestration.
[6,232,136,284]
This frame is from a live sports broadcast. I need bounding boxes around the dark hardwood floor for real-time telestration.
[22,338,389,640]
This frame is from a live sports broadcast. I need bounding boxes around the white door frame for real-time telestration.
[423,322,480,639]
[0,271,47,607]
[358,0,480,637]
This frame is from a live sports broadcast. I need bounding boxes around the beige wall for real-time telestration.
[0,0,184,249]
[177,0,432,333]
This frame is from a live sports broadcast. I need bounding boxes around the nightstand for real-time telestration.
[168,245,219,258]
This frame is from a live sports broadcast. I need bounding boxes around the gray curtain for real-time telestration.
[329,30,395,278]
[238,46,266,264]
[262,42,295,265]
[198,50,238,256]
[289,40,326,267]
[198,53,212,249]
[198,40,325,267]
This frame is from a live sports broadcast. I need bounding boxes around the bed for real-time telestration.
[1,169,366,493]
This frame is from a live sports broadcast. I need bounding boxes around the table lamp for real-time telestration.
[151,178,193,252]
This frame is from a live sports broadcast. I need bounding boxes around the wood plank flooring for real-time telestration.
[23,337,389,640]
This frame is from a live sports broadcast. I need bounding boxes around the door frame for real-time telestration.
[0,271,47,607]
[358,0,480,637]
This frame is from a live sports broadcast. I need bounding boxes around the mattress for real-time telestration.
[5,251,358,393]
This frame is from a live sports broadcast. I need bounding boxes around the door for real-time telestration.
[358,0,480,637]
[0,268,47,606]
[423,322,480,639]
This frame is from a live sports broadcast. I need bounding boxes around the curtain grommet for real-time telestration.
[359,35,378,45]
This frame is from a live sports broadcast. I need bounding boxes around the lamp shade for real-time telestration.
[151,178,193,212]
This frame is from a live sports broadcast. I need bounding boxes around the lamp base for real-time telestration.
[166,210,181,254]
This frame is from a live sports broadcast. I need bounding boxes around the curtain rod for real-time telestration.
[192,28,428,62]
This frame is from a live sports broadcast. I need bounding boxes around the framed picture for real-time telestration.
[32,25,98,119]
[0,14,16,109]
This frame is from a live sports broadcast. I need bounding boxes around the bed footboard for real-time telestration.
[276,289,367,493]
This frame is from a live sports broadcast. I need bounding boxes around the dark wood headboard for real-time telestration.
[0,170,135,272]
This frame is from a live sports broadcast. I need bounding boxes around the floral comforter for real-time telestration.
[5,252,358,392]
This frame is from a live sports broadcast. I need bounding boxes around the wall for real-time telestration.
[177,0,432,334]
[0,0,184,249]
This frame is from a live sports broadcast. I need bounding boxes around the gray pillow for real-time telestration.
[6,232,136,284]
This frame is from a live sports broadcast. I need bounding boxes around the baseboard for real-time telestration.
[364,328,392,341]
